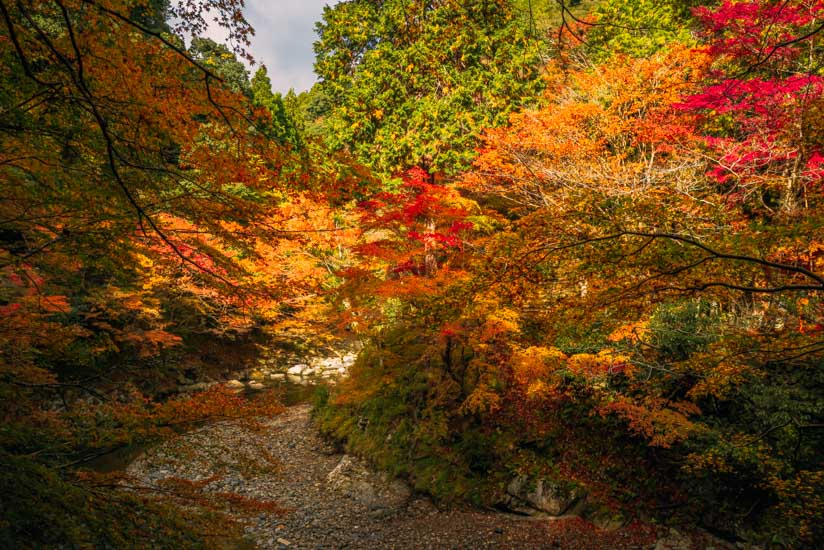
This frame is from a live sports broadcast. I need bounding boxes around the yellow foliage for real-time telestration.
[459,384,502,415]
[511,346,567,385]
[607,321,648,344]
[567,349,634,378]
[601,396,699,448]
[687,357,753,400]
[478,308,520,342]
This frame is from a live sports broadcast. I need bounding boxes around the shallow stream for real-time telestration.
[244,375,324,405]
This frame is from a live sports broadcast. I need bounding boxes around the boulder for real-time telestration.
[506,476,585,516]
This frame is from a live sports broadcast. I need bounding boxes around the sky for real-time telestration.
[205,0,336,94]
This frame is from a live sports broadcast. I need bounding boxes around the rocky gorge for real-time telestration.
[121,352,743,549]
[126,405,666,549]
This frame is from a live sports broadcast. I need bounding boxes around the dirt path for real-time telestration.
[127,404,706,549]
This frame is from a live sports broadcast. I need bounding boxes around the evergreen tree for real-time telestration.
[251,66,301,147]
[314,0,546,177]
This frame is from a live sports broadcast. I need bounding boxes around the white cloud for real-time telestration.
[197,0,337,94]
[244,0,336,94]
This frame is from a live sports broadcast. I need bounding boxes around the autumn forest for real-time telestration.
[1,0,823,547]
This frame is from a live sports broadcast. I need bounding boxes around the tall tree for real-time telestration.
[0,0,317,545]
[190,36,252,96]
[251,66,302,147]
[313,0,546,177]
[320,2,824,544]
[683,0,824,216]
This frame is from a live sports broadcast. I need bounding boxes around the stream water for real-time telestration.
[246,376,323,406]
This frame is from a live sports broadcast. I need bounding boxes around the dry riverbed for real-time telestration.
[127,403,732,549]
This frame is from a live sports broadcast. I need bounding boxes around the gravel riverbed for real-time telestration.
[127,403,725,549]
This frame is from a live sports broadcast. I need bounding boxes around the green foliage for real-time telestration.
[586,0,698,60]
[130,0,173,34]
[647,299,721,361]
[286,84,333,141]
[511,0,601,35]
[190,37,252,96]
[313,0,546,176]
[251,67,302,147]
[0,452,231,549]
[314,327,495,501]
[680,355,824,541]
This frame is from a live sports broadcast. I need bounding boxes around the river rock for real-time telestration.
[270,373,285,380]
[287,374,309,385]
[505,476,585,516]
[247,381,265,390]
[226,379,245,389]
[327,455,411,512]
[249,370,267,381]
[654,528,693,550]
[585,506,627,531]
[179,382,216,393]
[287,364,307,375]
